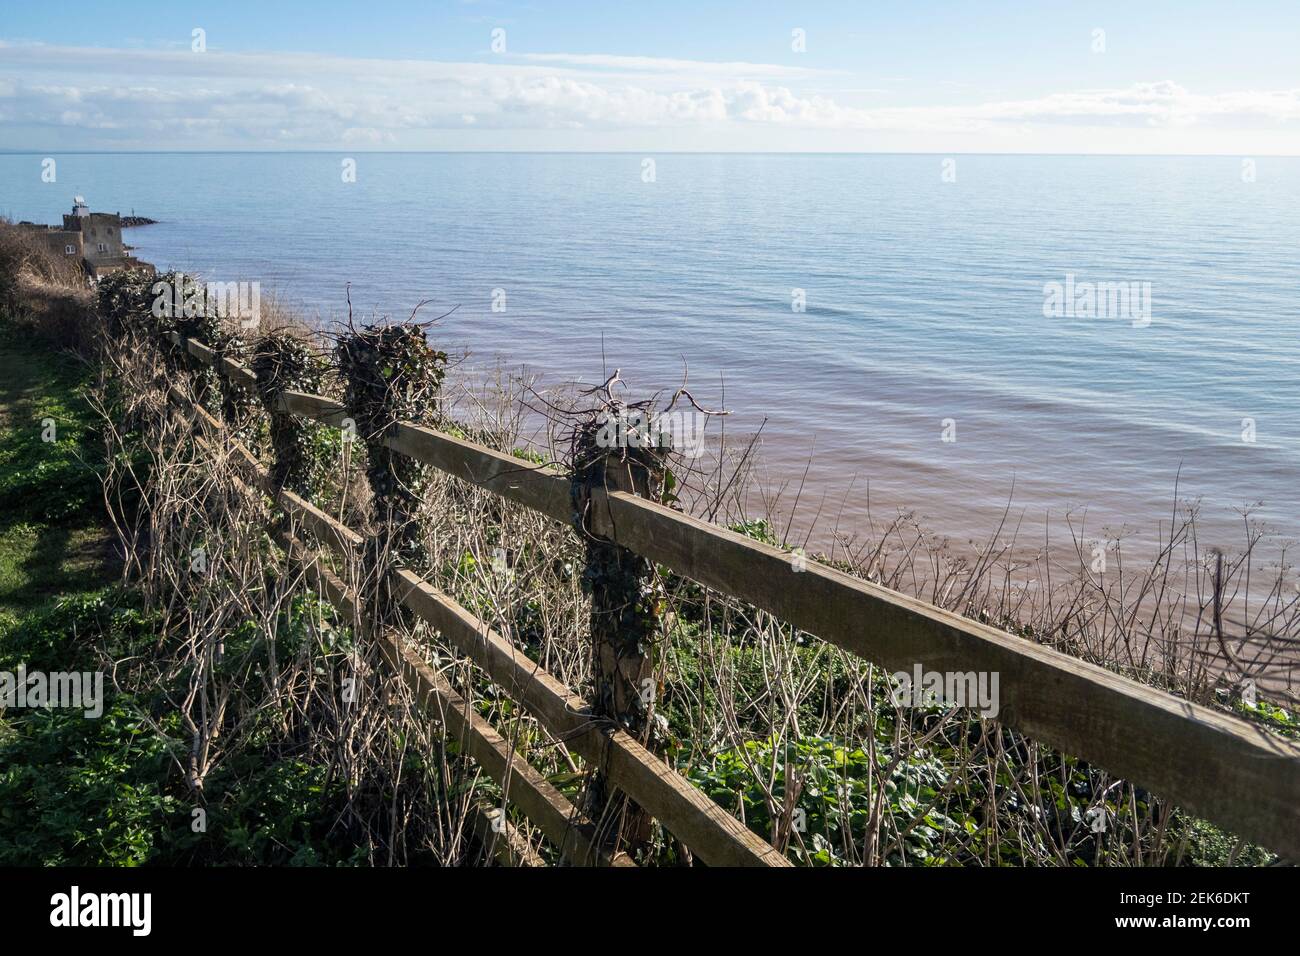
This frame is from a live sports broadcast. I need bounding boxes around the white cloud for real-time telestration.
[510,52,835,79]
[963,82,1300,126]
[1,40,1296,150]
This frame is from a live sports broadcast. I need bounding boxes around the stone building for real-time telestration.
[19,197,154,278]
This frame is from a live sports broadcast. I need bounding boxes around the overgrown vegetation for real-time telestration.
[0,313,374,865]
[250,329,334,498]
[0,219,1293,866]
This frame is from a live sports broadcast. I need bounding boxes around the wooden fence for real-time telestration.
[159,330,1300,864]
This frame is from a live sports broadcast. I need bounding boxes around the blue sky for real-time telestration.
[2,0,1298,151]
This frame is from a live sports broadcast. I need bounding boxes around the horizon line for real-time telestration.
[3,149,1299,158]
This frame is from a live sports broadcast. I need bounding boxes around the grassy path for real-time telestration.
[0,324,158,866]
[0,326,114,628]
[0,321,367,866]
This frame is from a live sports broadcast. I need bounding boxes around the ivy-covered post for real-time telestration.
[250,330,331,499]
[336,323,447,618]
[141,270,190,377]
[96,269,154,347]
[175,303,255,434]
[572,402,671,857]
[145,272,253,433]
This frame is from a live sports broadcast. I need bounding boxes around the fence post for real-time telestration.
[250,330,331,499]
[336,323,447,617]
[140,271,188,378]
[572,409,670,857]
[171,284,255,434]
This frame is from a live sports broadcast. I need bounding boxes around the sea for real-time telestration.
[3,152,1297,560]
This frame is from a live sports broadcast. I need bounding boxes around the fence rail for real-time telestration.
[161,330,1300,862]
[177,387,617,866]
[167,372,785,866]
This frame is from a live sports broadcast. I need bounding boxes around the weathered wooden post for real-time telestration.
[572,401,670,857]
[139,270,189,378]
[169,277,255,433]
[96,269,154,345]
[250,330,331,499]
[336,322,447,618]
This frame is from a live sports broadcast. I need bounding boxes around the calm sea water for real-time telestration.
[3,153,1297,554]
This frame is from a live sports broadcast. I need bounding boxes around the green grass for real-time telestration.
[0,325,114,628]
[0,316,1285,867]
[0,318,371,865]
[0,320,149,864]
